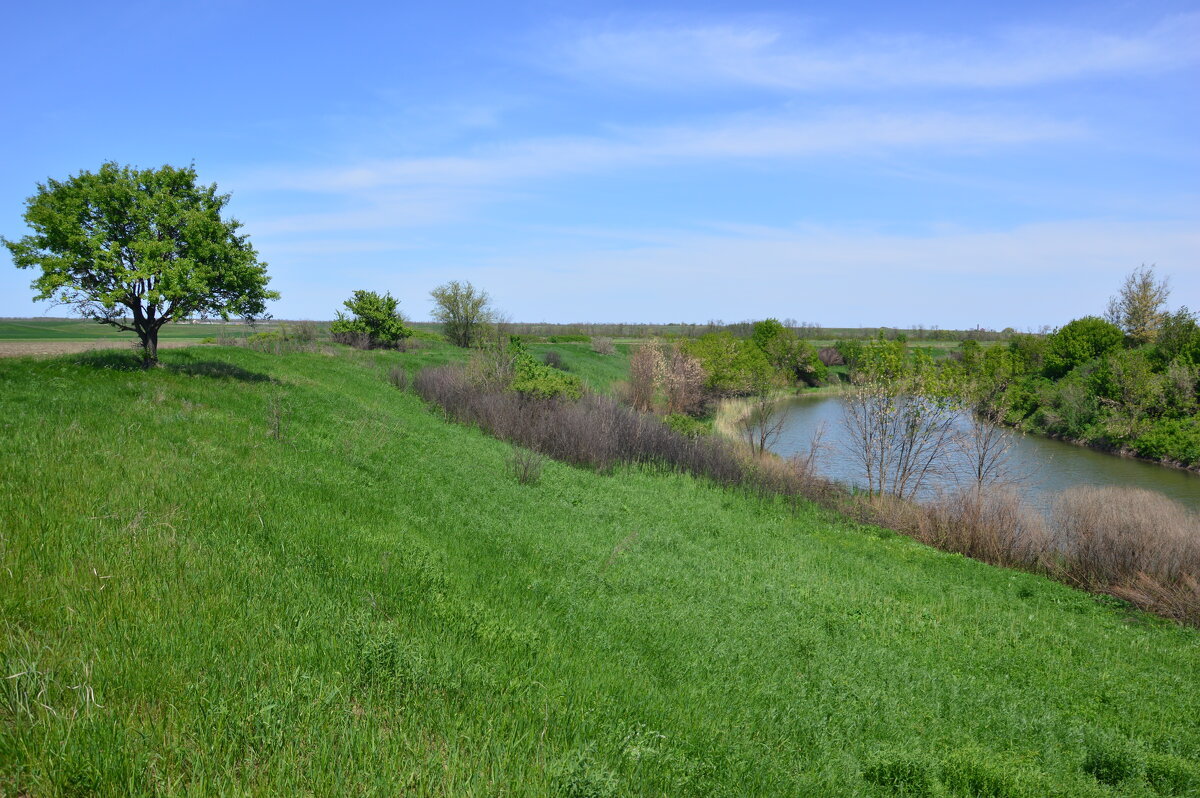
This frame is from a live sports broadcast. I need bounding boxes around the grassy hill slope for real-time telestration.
[1,346,1197,796]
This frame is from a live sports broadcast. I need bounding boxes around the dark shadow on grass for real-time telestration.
[168,360,274,382]
[71,349,274,382]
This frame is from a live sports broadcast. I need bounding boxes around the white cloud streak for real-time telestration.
[243,109,1083,229]
[556,13,1200,91]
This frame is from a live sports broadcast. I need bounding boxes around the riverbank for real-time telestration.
[710,383,847,442]
[1014,425,1200,476]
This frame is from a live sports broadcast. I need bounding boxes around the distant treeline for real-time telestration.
[409,320,1017,341]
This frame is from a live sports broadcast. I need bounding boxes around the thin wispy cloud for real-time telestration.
[247,109,1082,205]
[556,13,1200,91]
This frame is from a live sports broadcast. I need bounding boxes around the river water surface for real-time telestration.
[771,395,1200,512]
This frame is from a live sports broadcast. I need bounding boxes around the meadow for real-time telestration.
[0,318,227,342]
[2,341,1198,796]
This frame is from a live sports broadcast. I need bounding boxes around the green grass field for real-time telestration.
[0,318,234,341]
[2,345,1198,796]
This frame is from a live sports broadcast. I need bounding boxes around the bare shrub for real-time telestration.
[292,320,319,343]
[592,337,616,355]
[662,347,707,416]
[956,409,1022,490]
[1109,573,1200,625]
[388,366,409,391]
[464,343,519,390]
[332,331,374,350]
[817,347,844,366]
[1051,486,1200,587]
[508,447,544,485]
[415,364,745,485]
[627,342,664,412]
[743,441,840,513]
[916,488,1049,568]
[542,351,565,370]
[841,379,961,500]
[738,392,786,456]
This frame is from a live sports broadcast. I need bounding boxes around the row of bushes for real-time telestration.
[414,365,747,483]
[509,333,592,345]
[961,313,1200,466]
[412,361,1200,626]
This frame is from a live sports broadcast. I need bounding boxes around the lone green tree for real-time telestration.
[429,280,494,348]
[3,162,277,366]
[330,290,412,348]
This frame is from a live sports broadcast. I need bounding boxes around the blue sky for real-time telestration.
[2,0,1197,328]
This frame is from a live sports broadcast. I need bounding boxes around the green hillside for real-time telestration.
[1,346,1197,796]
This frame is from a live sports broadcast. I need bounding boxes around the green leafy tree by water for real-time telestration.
[3,162,277,366]
[751,319,827,386]
[683,332,774,395]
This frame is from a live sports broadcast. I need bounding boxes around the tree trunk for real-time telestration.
[139,327,160,367]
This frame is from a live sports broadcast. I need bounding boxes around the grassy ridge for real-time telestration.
[2,346,1198,796]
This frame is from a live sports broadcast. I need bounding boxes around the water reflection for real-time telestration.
[771,395,1200,512]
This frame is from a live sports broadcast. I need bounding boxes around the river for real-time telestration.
[770,395,1200,512]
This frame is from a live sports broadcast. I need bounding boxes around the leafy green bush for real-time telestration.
[246,331,284,352]
[1007,333,1048,374]
[683,332,774,395]
[1043,316,1124,379]
[835,338,866,370]
[547,334,591,343]
[662,413,709,437]
[751,319,827,386]
[1153,307,1200,367]
[1041,372,1101,440]
[330,290,412,348]
[508,340,583,400]
[1133,417,1200,465]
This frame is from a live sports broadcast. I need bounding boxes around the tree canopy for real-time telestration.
[430,280,494,348]
[1043,316,1125,378]
[1106,265,1169,346]
[3,162,277,364]
[683,332,774,395]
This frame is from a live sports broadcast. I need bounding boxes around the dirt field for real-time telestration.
[0,340,204,358]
